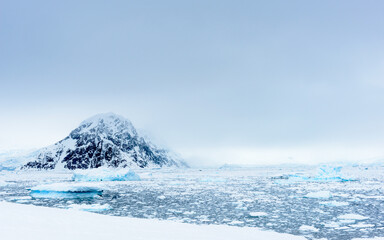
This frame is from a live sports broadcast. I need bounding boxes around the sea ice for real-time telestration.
[30,182,103,199]
[199,177,226,183]
[338,214,369,220]
[319,201,349,207]
[324,222,340,228]
[67,203,111,212]
[299,225,319,232]
[249,212,268,217]
[157,195,166,200]
[349,223,374,228]
[304,191,332,199]
[72,168,140,182]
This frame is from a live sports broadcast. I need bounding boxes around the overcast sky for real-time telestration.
[1,0,384,166]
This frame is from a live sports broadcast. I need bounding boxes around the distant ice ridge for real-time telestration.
[30,182,103,199]
[72,168,140,182]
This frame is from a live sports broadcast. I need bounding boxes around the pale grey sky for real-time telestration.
[1,0,384,165]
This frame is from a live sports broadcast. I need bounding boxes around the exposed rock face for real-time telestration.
[23,113,187,170]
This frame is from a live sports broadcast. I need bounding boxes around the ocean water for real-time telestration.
[1,165,384,240]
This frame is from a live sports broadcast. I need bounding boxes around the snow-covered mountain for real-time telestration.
[23,113,187,170]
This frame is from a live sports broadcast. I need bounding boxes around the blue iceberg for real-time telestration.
[275,165,354,184]
[30,182,103,199]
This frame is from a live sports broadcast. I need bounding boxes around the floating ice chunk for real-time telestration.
[0,181,7,186]
[349,223,374,228]
[157,195,166,200]
[183,211,196,215]
[324,222,340,228]
[229,220,244,225]
[249,212,268,217]
[320,201,348,207]
[72,168,140,182]
[67,203,111,212]
[11,196,32,203]
[318,165,342,177]
[315,165,354,182]
[338,214,368,220]
[304,191,332,199]
[30,182,103,199]
[339,219,356,224]
[299,225,319,232]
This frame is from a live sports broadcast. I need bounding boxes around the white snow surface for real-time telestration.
[0,202,305,240]
[72,168,140,182]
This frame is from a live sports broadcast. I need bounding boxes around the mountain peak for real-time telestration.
[81,112,129,125]
[74,112,137,138]
[23,113,187,170]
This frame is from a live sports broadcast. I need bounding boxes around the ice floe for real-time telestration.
[349,223,374,228]
[299,225,319,232]
[319,201,349,207]
[67,203,111,212]
[30,182,103,199]
[304,191,332,199]
[338,214,369,220]
[249,212,268,217]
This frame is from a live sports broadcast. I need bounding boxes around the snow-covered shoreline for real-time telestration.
[0,201,305,240]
